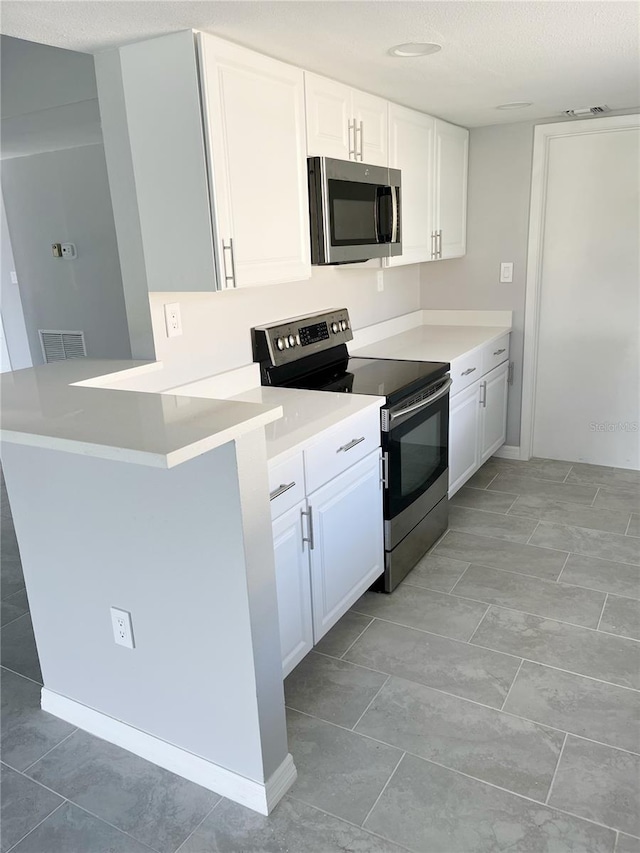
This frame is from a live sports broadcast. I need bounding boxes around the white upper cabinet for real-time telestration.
[434,119,469,260]
[305,72,388,166]
[198,34,311,288]
[386,104,435,267]
[352,90,389,167]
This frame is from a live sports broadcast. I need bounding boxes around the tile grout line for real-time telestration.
[173,796,225,853]
[0,664,44,688]
[555,551,571,584]
[544,732,569,806]
[284,794,415,853]
[624,514,632,536]
[591,486,600,507]
[4,801,67,853]
[499,658,525,711]
[525,520,541,545]
[465,605,492,645]
[562,466,573,483]
[427,557,568,586]
[350,674,391,732]
[447,562,472,596]
[595,593,609,632]
[21,728,79,774]
[65,800,164,853]
[338,617,376,660]
[360,751,406,829]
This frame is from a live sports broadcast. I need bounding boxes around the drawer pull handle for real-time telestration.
[269,481,296,501]
[461,367,476,376]
[493,348,506,356]
[337,436,365,453]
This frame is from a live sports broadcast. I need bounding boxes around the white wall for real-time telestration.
[149,265,421,385]
[1,144,131,364]
[0,193,32,368]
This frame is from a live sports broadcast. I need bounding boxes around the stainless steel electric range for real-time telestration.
[252,308,451,592]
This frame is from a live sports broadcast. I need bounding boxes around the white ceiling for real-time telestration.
[1,1,638,127]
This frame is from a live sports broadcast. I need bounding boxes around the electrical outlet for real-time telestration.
[164,302,182,338]
[376,270,384,292]
[500,262,514,283]
[61,243,77,259]
[110,607,135,649]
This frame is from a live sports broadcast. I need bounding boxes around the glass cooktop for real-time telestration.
[282,356,449,405]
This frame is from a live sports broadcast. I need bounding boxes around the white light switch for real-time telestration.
[500,262,514,283]
[10,271,18,285]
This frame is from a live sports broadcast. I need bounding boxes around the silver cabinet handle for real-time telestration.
[431,231,436,259]
[493,348,506,356]
[337,436,365,453]
[508,361,514,385]
[461,367,476,376]
[348,119,356,160]
[269,481,296,501]
[437,229,443,258]
[357,120,364,160]
[221,238,237,288]
[301,507,314,550]
[480,381,487,408]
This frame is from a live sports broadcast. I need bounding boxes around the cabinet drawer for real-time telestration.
[450,349,483,396]
[481,334,510,376]
[304,409,381,494]
[268,454,305,520]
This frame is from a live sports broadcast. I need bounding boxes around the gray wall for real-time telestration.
[420,120,534,448]
[1,144,131,364]
[0,193,32,368]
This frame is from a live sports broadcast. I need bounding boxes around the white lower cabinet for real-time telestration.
[272,501,314,678]
[308,450,384,641]
[270,441,384,675]
[479,362,509,464]
[449,382,482,496]
[449,342,510,496]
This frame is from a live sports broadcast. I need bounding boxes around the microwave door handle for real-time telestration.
[374,187,381,243]
[391,187,399,243]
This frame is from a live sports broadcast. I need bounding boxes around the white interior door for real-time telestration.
[533,124,640,468]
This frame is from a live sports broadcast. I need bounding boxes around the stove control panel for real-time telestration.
[252,308,353,368]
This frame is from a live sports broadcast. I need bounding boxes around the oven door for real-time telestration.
[382,377,451,547]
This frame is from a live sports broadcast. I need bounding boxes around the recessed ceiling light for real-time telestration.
[389,43,442,58]
[496,102,533,110]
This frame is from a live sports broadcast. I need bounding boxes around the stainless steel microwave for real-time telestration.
[307,157,402,265]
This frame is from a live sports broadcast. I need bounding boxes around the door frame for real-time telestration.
[519,113,640,460]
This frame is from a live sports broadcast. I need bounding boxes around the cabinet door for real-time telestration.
[305,72,353,160]
[479,362,509,464]
[386,104,435,267]
[449,381,481,496]
[434,119,469,260]
[198,34,311,288]
[309,450,384,640]
[272,501,313,677]
[353,89,388,167]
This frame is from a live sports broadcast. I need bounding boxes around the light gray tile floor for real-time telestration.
[2,456,639,852]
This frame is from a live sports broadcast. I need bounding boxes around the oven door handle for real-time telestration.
[389,377,452,422]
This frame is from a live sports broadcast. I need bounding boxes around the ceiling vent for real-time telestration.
[39,330,87,363]
[563,106,611,117]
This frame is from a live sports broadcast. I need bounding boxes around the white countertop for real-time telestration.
[353,323,511,363]
[0,361,282,468]
[166,368,384,464]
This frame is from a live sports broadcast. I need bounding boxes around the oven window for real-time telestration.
[328,180,379,246]
[386,395,448,518]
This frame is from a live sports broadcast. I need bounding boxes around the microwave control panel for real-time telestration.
[252,308,353,368]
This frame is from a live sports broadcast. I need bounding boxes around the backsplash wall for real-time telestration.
[149,264,420,385]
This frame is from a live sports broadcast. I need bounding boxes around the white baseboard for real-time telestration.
[492,445,524,460]
[41,689,296,815]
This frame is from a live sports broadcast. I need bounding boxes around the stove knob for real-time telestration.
[296,334,301,346]
[288,334,296,347]
[331,322,340,334]
[340,320,348,331]
[276,337,285,351]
